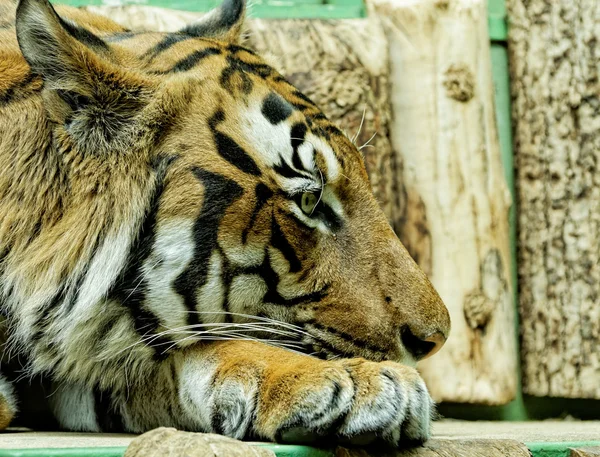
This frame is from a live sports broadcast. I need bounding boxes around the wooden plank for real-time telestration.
[571,448,600,457]
[371,0,517,404]
[336,440,530,457]
[1,423,599,456]
[507,0,600,399]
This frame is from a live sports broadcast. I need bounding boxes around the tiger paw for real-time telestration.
[253,357,434,446]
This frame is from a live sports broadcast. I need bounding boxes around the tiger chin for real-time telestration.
[0,0,450,447]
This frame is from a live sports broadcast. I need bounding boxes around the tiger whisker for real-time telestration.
[184,311,310,334]
[311,168,325,217]
[122,259,162,305]
[154,318,308,338]
[155,323,303,340]
[108,321,309,359]
[159,333,308,355]
[358,131,377,151]
[351,108,367,145]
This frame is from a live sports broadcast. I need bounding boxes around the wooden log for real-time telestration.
[571,449,600,457]
[336,440,531,457]
[507,0,600,399]
[371,0,517,404]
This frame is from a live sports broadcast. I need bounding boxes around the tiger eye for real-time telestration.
[300,192,318,215]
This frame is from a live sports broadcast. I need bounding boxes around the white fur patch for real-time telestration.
[0,376,17,416]
[194,251,226,322]
[227,274,267,316]
[179,356,217,432]
[307,133,340,183]
[144,219,195,332]
[48,383,101,432]
[61,228,134,341]
[240,103,293,168]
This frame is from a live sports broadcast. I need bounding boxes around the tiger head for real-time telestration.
[10,0,450,368]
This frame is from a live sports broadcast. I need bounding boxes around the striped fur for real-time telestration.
[0,0,450,446]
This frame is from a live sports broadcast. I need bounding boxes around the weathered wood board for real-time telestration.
[507,0,600,398]
[371,0,517,404]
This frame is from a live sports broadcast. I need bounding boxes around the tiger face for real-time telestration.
[2,0,449,386]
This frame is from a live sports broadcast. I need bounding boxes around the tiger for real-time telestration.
[0,0,451,446]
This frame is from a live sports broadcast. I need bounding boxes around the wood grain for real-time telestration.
[371,0,517,405]
[507,0,600,398]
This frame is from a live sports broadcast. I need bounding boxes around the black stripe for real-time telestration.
[144,33,190,59]
[94,388,124,432]
[226,43,256,56]
[321,124,342,137]
[59,17,108,51]
[270,219,301,273]
[218,247,234,323]
[220,56,273,94]
[273,160,306,180]
[150,47,222,74]
[261,92,293,125]
[313,202,343,232]
[240,249,329,307]
[0,72,39,106]
[173,168,243,325]
[242,183,273,244]
[172,47,222,73]
[105,31,138,42]
[290,123,308,171]
[107,156,177,357]
[209,110,262,176]
[307,321,389,355]
[292,90,317,108]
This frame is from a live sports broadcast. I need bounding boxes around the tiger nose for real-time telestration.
[400,327,447,361]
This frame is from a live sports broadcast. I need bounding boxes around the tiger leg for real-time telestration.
[0,374,17,430]
[46,341,433,445]
[71,340,432,446]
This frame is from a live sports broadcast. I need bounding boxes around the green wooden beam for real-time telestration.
[53,0,367,18]
[488,0,508,41]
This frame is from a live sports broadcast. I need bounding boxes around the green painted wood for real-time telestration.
[488,0,507,41]
[528,443,600,457]
[51,0,367,18]
[0,448,127,457]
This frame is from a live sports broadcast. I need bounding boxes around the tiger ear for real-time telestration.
[16,0,110,86]
[16,0,153,152]
[179,0,246,44]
